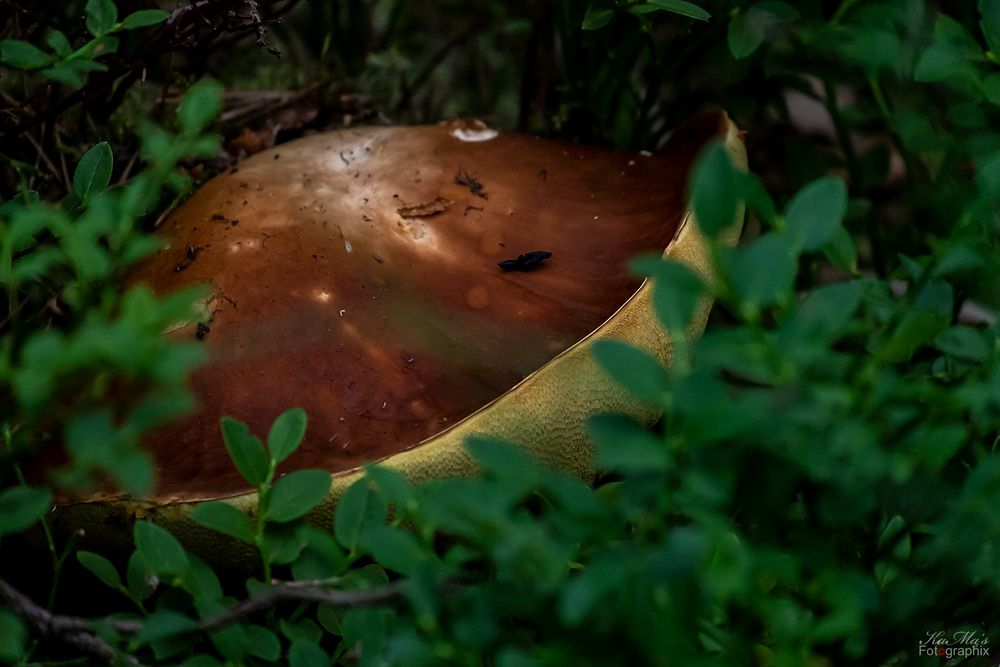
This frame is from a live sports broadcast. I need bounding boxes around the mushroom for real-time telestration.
[54,111,745,554]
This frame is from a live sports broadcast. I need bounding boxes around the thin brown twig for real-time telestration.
[197,580,407,633]
[166,0,214,25]
[0,578,143,666]
[118,148,140,185]
[54,126,71,190]
[245,0,282,57]
[0,575,410,657]
[23,131,64,191]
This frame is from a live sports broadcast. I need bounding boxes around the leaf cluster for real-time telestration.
[1,1,1000,666]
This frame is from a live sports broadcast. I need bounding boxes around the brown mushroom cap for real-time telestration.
[124,111,737,503]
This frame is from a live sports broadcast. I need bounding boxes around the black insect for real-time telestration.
[498,250,552,272]
[195,322,211,340]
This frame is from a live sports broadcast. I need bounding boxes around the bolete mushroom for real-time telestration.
[53,111,745,557]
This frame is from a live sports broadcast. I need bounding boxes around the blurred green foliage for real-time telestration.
[1,0,1000,665]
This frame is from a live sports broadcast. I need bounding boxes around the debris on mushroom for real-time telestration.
[396,197,453,218]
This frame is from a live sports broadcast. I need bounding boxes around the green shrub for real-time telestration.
[1,1,999,665]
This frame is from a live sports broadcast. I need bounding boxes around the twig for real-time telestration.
[245,0,282,57]
[0,579,143,666]
[0,574,410,658]
[118,148,140,185]
[196,580,406,633]
[166,0,214,25]
[23,131,64,191]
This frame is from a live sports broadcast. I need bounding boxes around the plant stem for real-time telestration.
[2,428,60,608]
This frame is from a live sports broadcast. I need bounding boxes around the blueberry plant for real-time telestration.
[1,1,999,665]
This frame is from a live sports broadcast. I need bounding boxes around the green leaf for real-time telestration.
[358,525,428,576]
[909,425,966,471]
[267,407,308,464]
[794,281,862,341]
[77,551,122,590]
[45,30,72,57]
[841,25,902,73]
[85,0,118,36]
[340,607,390,659]
[135,610,198,645]
[727,1,797,58]
[877,515,908,553]
[0,486,52,536]
[592,339,669,404]
[291,527,348,580]
[288,639,329,667]
[261,524,309,565]
[981,0,1000,56]
[134,521,190,577]
[466,436,541,482]
[42,62,89,88]
[647,0,710,21]
[935,326,991,363]
[12,247,65,282]
[208,622,250,662]
[363,465,416,513]
[335,480,388,552]
[0,610,26,662]
[110,450,154,496]
[0,39,52,69]
[721,233,796,309]
[126,551,158,600]
[914,17,980,83]
[642,258,705,333]
[823,226,858,273]
[190,501,255,543]
[588,413,670,472]
[266,470,332,523]
[876,311,949,363]
[122,9,169,30]
[784,177,847,252]
[279,618,323,643]
[690,141,739,237]
[245,625,281,662]
[582,5,615,30]
[181,554,223,602]
[220,417,270,487]
[735,171,778,225]
[178,78,224,133]
[72,142,113,204]
[559,558,619,626]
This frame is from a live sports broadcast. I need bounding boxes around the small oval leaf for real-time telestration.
[0,486,52,536]
[220,417,269,487]
[267,407,308,464]
[591,339,669,404]
[77,551,123,590]
[190,501,255,543]
[266,470,332,523]
[133,521,190,577]
[72,142,114,204]
[784,176,848,252]
[121,9,168,29]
